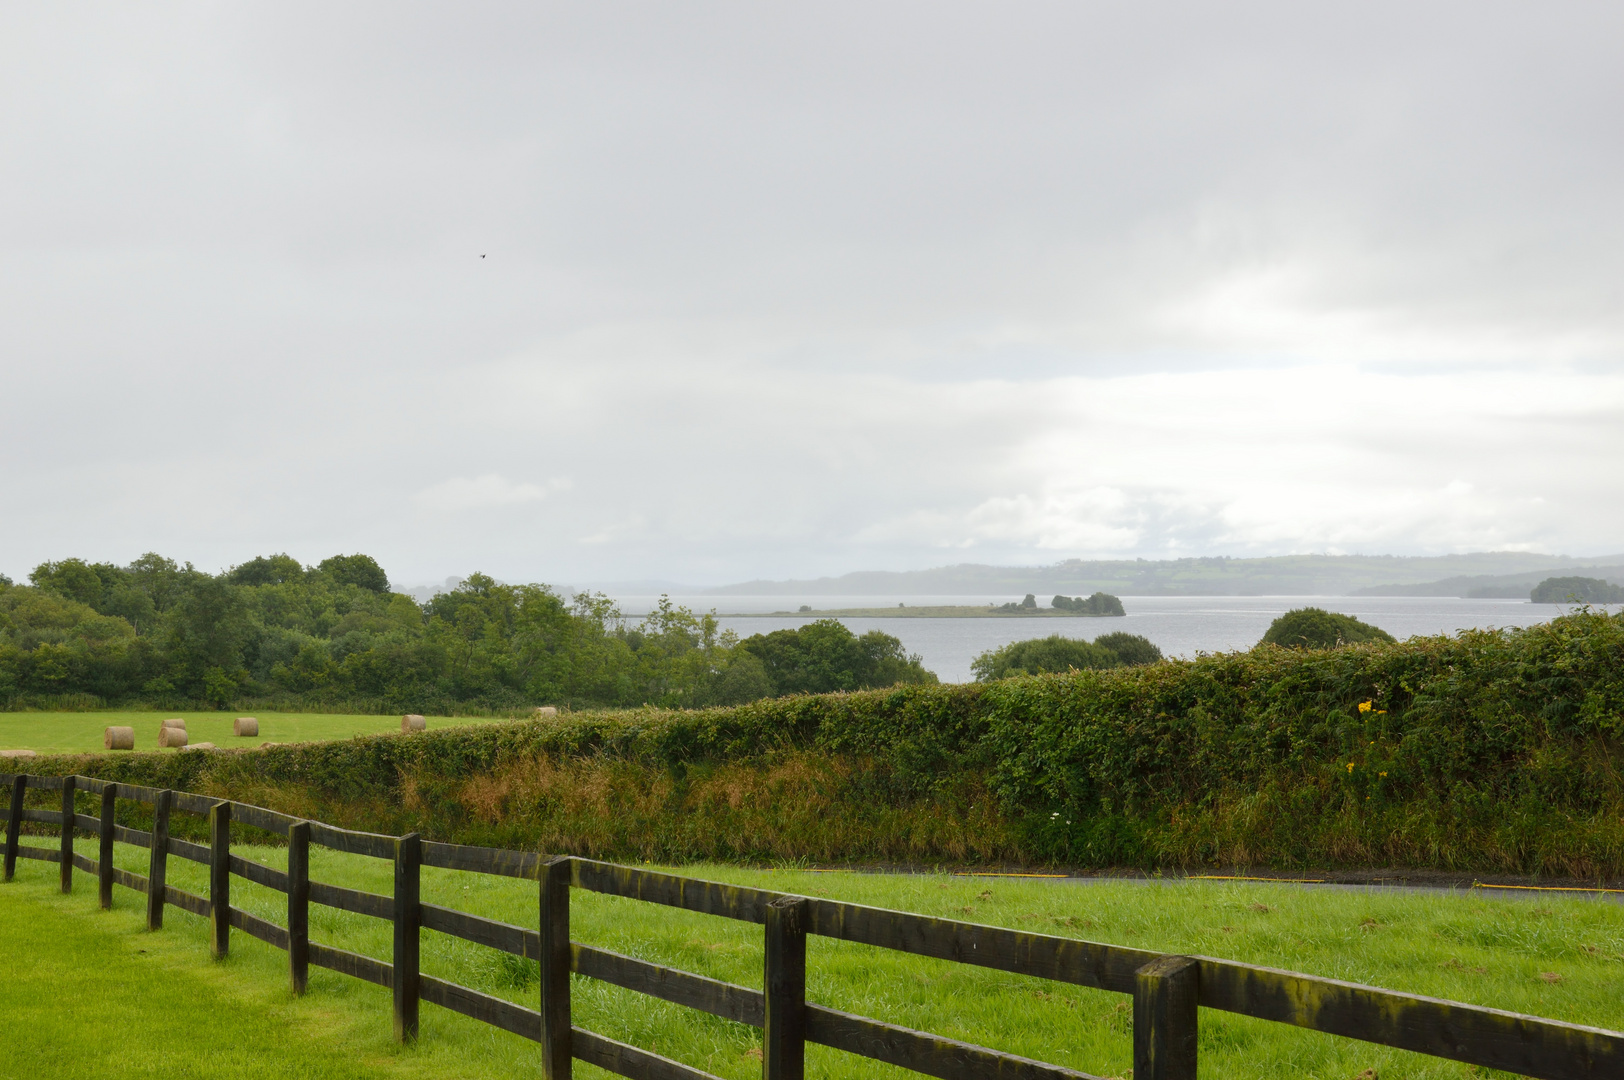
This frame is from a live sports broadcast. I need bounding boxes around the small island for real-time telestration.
[1530,576,1624,603]
[735,592,1128,618]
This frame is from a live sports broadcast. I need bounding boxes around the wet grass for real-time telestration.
[4,843,1622,1079]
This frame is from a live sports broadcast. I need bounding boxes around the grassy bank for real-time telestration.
[6,844,1623,1079]
[0,710,496,756]
[12,610,1624,877]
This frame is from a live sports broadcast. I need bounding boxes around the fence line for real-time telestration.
[3,771,1621,1080]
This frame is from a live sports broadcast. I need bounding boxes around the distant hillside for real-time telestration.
[1357,565,1624,599]
[707,552,1624,597]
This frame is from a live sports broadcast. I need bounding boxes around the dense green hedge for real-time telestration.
[982,612,1624,864]
[15,610,1624,873]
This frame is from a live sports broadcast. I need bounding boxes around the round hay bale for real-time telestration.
[233,717,259,737]
[0,749,37,759]
[158,725,188,748]
[181,742,216,751]
[401,714,427,733]
[104,726,135,750]
[162,717,186,730]
[533,706,558,718]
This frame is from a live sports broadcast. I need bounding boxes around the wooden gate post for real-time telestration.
[287,821,310,995]
[209,801,231,958]
[539,855,572,1080]
[4,774,24,882]
[98,784,117,909]
[1134,955,1199,1080]
[146,789,172,930]
[392,832,421,1043]
[59,775,77,893]
[764,895,809,1080]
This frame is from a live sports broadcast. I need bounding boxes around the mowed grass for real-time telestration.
[0,710,491,755]
[5,842,1624,1080]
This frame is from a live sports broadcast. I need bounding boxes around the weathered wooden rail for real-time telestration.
[4,770,1621,1080]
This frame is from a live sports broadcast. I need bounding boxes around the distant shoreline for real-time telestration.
[720,605,1125,619]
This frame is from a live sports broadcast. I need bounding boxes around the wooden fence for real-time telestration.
[4,771,1622,1080]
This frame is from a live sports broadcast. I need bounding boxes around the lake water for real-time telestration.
[608,594,1603,684]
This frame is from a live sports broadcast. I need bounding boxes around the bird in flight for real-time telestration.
[480,254,486,258]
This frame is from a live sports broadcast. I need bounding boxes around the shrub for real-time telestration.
[971,635,1122,680]
[1091,632,1162,666]
[1259,607,1395,650]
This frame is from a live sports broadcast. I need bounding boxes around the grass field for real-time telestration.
[3,842,1622,1079]
[0,711,492,755]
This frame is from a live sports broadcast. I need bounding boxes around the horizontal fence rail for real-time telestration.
[3,771,1622,1080]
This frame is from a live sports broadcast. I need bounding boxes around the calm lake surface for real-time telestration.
[609,594,1600,684]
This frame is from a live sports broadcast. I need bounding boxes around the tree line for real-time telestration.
[0,553,935,712]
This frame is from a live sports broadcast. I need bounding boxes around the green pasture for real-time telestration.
[0,710,486,755]
[4,842,1623,1080]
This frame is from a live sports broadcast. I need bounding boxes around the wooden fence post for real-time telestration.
[209,801,231,958]
[539,855,572,1080]
[4,774,23,883]
[146,789,172,930]
[1134,955,1199,1080]
[59,775,77,894]
[764,895,809,1080]
[98,783,117,909]
[393,832,421,1043]
[287,821,310,995]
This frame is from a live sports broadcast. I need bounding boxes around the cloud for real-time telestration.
[2,3,1623,585]
[411,475,567,512]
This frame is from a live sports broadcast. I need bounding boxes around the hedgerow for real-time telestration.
[18,611,1624,874]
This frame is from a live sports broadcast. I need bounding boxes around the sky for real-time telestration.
[2,2,1622,589]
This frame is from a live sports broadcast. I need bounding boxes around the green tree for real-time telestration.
[24,641,74,691]
[162,575,252,693]
[971,635,1121,681]
[619,596,732,707]
[1092,632,1163,665]
[739,620,936,696]
[29,558,122,608]
[270,642,336,692]
[1051,592,1127,616]
[228,553,307,586]
[100,585,157,634]
[317,554,390,593]
[710,652,774,704]
[125,553,190,613]
[0,550,957,709]
[1259,608,1395,650]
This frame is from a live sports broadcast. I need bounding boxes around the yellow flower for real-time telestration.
[1358,701,1373,713]
[1379,771,1388,777]
[1347,762,1356,773]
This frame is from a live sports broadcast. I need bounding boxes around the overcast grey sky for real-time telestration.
[3,2,1621,587]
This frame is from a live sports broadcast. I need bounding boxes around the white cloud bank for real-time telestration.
[1,2,1621,585]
